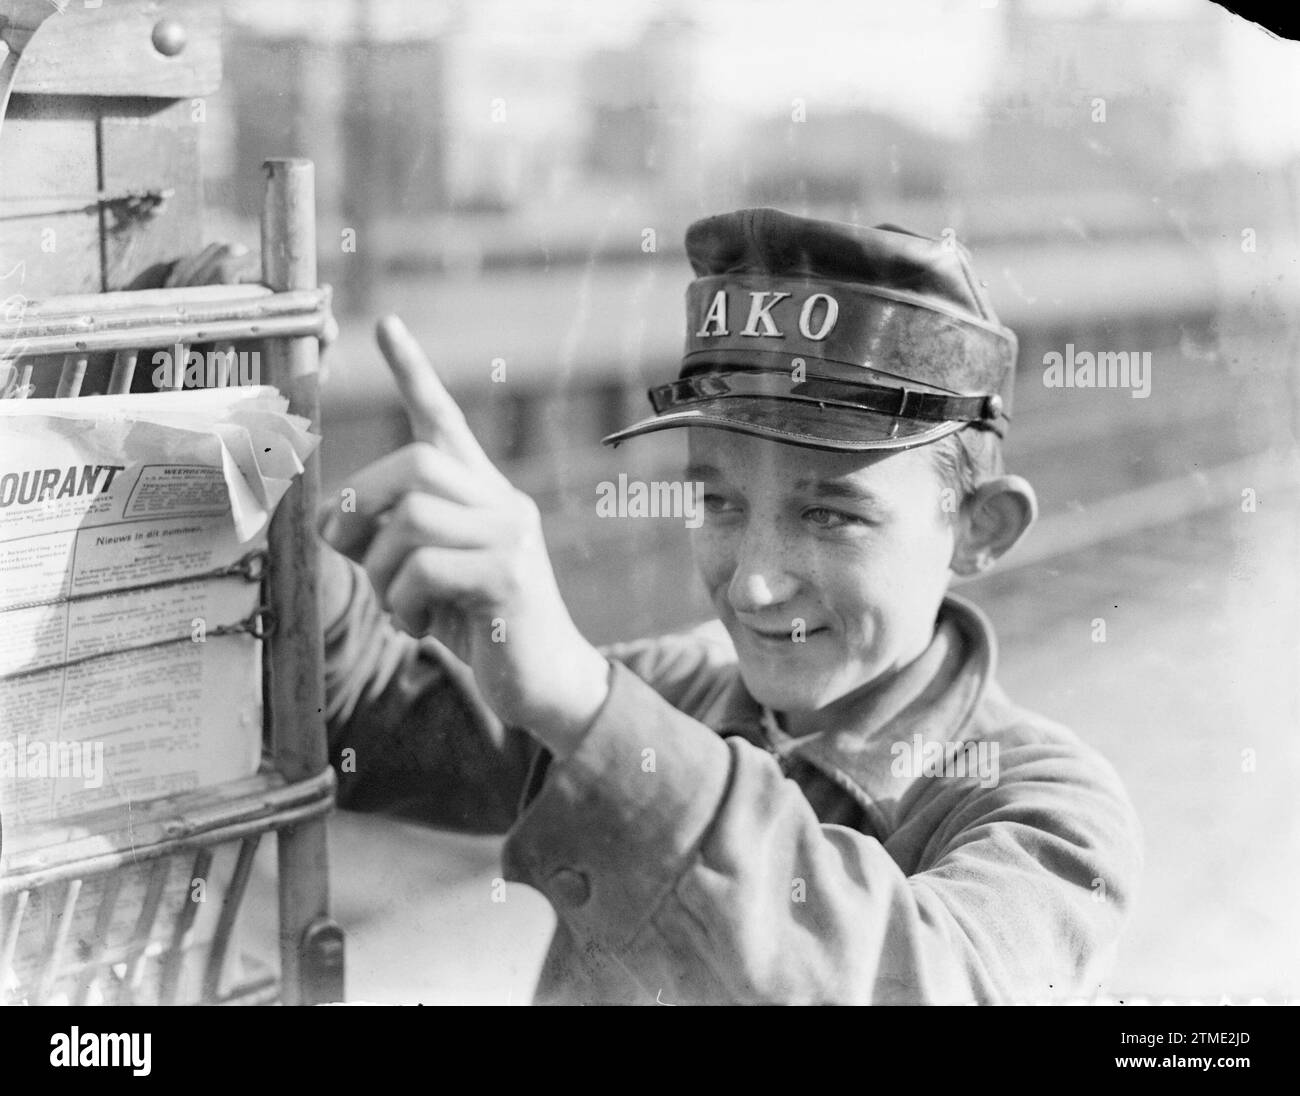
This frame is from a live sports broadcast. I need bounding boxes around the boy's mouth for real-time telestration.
[737,620,830,646]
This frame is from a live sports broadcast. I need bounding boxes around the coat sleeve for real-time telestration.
[318,546,740,833]
[500,658,1143,1004]
[320,547,538,833]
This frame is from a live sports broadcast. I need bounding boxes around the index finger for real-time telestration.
[376,314,500,477]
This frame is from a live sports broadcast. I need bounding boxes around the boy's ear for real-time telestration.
[950,475,1038,577]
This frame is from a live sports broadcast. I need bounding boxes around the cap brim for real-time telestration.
[601,397,964,452]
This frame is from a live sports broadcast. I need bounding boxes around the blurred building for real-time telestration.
[200,0,1297,645]
[583,16,702,194]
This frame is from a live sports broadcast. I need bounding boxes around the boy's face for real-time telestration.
[686,427,958,722]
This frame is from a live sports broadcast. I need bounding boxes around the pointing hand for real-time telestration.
[319,316,609,755]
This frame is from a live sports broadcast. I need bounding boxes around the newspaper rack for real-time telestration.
[0,160,344,1005]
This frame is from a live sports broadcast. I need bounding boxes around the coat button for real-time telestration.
[547,868,591,908]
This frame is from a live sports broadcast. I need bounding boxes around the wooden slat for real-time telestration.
[0,767,335,889]
[0,108,98,198]
[33,878,82,1005]
[100,99,204,291]
[121,859,172,1004]
[202,835,261,1002]
[107,349,139,394]
[261,158,337,1005]
[0,100,101,294]
[210,342,236,388]
[11,0,222,99]
[261,160,326,781]
[55,352,88,397]
[71,872,125,1005]
[9,310,327,359]
[0,889,30,983]
[19,283,276,317]
[166,342,187,390]
[0,216,103,296]
[158,847,213,1004]
[9,285,324,351]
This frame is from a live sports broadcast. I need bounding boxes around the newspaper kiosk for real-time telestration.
[0,0,342,1005]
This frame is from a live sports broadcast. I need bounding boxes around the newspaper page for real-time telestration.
[0,387,318,829]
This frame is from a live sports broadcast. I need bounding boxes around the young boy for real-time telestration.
[317,207,1142,1005]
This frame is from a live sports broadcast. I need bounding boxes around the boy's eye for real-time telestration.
[703,493,739,514]
[803,506,863,530]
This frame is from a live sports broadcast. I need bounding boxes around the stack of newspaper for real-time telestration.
[0,387,319,829]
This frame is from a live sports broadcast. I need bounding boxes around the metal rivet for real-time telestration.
[984,393,1003,419]
[151,19,187,57]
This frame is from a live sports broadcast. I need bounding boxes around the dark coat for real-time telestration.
[323,553,1142,1004]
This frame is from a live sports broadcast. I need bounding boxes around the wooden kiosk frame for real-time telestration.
[1,1,343,1005]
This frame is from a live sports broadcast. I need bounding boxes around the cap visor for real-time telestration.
[601,397,964,452]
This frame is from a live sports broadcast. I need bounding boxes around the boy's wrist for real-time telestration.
[518,641,614,762]
[317,542,359,637]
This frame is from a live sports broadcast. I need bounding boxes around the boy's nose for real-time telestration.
[726,531,800,612]
[729,572,795,612]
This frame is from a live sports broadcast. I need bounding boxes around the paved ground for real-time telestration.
[246,486,1299,1004]
[969,491,1300,1001]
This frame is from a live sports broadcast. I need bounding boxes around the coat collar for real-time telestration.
[711,593,998,834]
